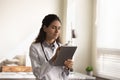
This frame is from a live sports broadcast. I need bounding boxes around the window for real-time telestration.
[65,0,76,46]
[96,0,120,79]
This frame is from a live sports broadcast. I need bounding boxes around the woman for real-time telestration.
[29,14,73,80]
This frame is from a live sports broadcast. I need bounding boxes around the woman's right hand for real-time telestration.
[50,47,60,64]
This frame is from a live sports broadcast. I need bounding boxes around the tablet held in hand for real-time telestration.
[54,46,77,66]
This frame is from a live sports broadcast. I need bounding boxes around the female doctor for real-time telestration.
[29,14,73,80]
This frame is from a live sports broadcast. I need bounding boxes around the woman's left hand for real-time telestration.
[64,59,73,70]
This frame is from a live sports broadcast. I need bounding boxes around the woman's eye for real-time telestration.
[58,27,61,30]
[52,26,56,29]
[51,26,61,30]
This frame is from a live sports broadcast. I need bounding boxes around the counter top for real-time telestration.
[0,72,96,80]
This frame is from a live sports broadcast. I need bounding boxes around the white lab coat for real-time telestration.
[29,42,69,80]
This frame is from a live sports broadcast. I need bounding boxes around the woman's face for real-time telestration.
[44,20,61,40]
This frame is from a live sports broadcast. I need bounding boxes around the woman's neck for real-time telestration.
[45,39,55,44]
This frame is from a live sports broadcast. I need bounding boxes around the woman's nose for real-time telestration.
[55,29,58,33]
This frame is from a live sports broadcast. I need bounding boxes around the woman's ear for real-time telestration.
[43,26,47,32]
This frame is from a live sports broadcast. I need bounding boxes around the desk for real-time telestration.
[0,72,96,80]
[68,72,96,80]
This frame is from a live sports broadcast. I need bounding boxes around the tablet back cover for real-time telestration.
[54,46,77,66]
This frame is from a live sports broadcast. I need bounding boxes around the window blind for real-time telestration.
[97,48,120,79]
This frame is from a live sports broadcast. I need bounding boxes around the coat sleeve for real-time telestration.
[29,44,53,79]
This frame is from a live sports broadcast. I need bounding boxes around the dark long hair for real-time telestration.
[34,14,61,43]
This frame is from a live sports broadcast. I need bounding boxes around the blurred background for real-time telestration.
[0,0,120,79]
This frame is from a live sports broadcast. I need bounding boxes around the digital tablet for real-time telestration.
[54,46,77,66]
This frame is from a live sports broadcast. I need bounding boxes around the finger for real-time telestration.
[64,61,73,68]
[64,60,73,65]
[68,62,73,66]
[56,47,60,51]
[66,60,73,64]
[67,59,73,62]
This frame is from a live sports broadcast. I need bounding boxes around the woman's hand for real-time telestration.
[50,47,60,63]
[64,59,73,70]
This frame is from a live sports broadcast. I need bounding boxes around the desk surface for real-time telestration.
[0,72,96,80]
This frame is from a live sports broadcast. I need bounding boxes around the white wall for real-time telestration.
[0,0,63,65]
[72,0,93,74]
